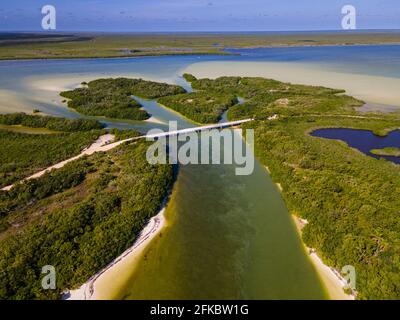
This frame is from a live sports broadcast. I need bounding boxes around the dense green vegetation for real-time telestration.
[60,78,185,120]
[0,114,104,188]
[371,147,400,157]
[1,32,400,60]
[158,91,238,124]
[121,78,186,99]
[183,73,197,83]
[0,140,173,299]
[0,113,103,132]
[0,130,101,188]
[0,158,93,227]
[60,79,147,120]
[251,117,400,300]
[183,74,400,299]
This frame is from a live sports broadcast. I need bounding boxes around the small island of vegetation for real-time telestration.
[370,147,400,157]
[60,78,186,121]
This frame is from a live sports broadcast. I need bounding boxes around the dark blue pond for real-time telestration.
[311,128,400,164]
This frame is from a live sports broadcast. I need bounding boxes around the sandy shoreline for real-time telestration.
[65,206,167,300]
[292,216,355,300]
[265,166,354,300]
[145,116,166,125]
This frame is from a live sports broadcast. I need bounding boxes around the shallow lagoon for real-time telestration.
[2,44,400,118]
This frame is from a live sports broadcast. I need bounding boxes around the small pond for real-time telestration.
[311,128,400,165]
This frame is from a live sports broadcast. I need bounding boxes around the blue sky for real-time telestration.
[0,0,399,32]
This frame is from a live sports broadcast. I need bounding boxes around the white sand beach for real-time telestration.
[65,206,167,300]
[145,116,166,125]
[266,165,354,300]
[292,216,355,300]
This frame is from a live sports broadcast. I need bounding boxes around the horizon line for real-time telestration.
[2,28,400,34]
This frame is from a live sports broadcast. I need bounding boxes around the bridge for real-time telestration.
[144,118,254,139]
[1,118,255,191]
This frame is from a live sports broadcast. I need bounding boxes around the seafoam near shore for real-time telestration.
[184,61,400,109]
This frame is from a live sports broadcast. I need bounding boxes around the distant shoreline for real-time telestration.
[224,42,400,50]
[0,51,231,62]
[0,36,400,61]
[3,42,400,62]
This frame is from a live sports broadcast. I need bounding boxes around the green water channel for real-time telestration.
[111,97,327,299]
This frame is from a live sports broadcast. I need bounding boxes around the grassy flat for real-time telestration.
[1,32,400,60]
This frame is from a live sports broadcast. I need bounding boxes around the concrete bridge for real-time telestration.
[144,118,254,139]
[1,118,255,191]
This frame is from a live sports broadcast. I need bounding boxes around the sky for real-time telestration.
[0,0,399,32]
